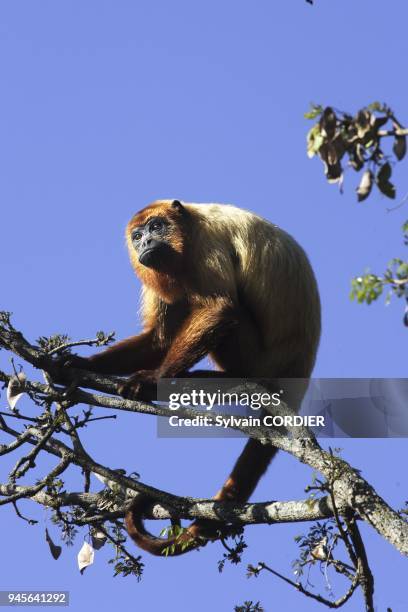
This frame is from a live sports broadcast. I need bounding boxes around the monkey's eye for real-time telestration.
[150,220,164,232]
[132,231,142,241]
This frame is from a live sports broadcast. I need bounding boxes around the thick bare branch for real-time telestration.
[0,483,340,525]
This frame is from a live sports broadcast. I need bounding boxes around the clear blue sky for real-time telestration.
[1,1,407,610]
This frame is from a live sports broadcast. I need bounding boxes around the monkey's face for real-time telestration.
[127,200,187,281]
[130,216,178,270]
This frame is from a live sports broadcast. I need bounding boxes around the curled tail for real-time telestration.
[125,494,206,556]
[124,438,278,556]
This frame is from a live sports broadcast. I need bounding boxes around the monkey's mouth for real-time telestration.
[141,247,156,257]
[139,243,171,269]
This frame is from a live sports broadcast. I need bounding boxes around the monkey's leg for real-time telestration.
[213,437,278,502]
[167,368,280,503]
[174,369,279,501]
[184,437,278,542]
[172,369,280,537]
[125,368,280,554]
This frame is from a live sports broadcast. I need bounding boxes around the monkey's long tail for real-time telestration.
[125,438,279,557]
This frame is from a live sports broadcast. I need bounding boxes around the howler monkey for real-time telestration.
[67,199,321,556]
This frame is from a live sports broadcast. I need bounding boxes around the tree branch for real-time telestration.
[0,320,407,556]
[256,562,360,609]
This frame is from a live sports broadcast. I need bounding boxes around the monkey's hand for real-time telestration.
[118,370,158,401]
[36,354,94,389]
[36,352,91,373]
[189,519,236,542]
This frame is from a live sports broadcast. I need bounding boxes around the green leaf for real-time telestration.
[397,262,408,278]
[367,101,386,113]
[306,124,324,158]
[304,104,323,120]
[350,274,384,304]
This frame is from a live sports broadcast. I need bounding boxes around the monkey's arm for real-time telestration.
[68,329,166,376]
[119,298,237,398]
[157,298,237,377]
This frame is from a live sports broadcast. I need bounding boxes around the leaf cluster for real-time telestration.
[217,532,247,573]
[292,520,337,578]
[37,334,72,354]
[109,550,144,580]
[234,601,264,612]
[350,221,408,324]
[306,103,406,201]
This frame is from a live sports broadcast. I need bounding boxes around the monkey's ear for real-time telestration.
[171,199,185,212]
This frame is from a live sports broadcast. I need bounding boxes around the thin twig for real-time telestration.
[258,562,359,608]
[46,334,115,356]
[0,455,72,506]
[344,513,374,612]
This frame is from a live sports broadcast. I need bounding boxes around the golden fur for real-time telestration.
[77,199,321,556]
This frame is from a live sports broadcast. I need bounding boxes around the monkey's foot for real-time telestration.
[189,519,233,542]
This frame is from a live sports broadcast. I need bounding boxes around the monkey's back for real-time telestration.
[186,203,321,378]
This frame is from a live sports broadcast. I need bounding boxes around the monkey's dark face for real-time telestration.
[131,216,174,269]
